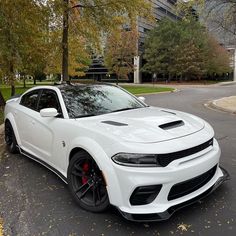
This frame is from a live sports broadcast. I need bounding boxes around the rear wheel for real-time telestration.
[5,121,19,154]
[67,151,109,212]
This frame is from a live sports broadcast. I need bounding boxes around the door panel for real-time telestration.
[28,112,55,160]
[15,90,41,152]
[28,89,63,162]
[15,88,67,170]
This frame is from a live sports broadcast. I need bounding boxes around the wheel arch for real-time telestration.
[4,113,21,146]
[67,143,107,172]
[66,138,119,202]
[67,137,110,168]
[69,147,89,162]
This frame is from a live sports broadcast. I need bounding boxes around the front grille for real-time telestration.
[130,185,162,205]
[157,138,214,167]
[168,165,217,201]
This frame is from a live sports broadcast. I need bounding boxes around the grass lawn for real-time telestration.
[122,86,174,95]
[0,83,174,124]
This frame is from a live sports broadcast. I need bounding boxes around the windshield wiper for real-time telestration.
[75,114,97,118]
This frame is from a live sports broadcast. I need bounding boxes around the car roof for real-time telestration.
[21,83,117,95]
[55,82,116,89]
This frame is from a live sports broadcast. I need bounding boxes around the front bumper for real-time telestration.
[118,166,229,222]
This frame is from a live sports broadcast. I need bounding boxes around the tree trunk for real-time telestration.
[168,73,171,83]
[9,61,15,96]
[116,76,119,85]
[11,85,15,97]
[62,0,69,83]
[23,76,26,88]
[0,90,5,107]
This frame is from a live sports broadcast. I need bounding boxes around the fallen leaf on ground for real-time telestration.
[177,223,191,232]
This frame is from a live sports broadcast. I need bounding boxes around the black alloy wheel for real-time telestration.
[68,151,109,212]
[5,121,19,154]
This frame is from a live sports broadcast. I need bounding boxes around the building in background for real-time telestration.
[134,0,179,83]
[85,0,179,83]
[85,1,235,83]
[204,0,236,81]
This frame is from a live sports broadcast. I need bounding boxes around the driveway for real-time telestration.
[0,84,236,236]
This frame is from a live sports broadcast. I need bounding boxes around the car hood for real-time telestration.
[77,107,205,144]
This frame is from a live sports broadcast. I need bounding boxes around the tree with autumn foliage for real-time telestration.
[104,27,138,84]
[59,0,151,82]
[0,0,51,98]
[206,36,232,76]
[0,0,151,104]
[143,17,231,81]
[171,41,207,80]
[44,25,91,79]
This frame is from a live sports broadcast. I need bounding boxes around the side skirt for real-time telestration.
[19,147,68,184]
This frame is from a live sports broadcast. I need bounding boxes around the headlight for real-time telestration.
[112,153,161,167]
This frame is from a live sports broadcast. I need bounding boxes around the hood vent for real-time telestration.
[101,121,128,126]
[159,120,184,130]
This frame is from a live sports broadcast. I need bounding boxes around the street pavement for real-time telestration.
[0,84,236,236]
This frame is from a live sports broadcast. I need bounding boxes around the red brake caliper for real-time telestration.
[82,163,89,184]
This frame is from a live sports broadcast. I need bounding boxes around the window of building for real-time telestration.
[143,28,150,33]
[158,7,167,14]
[167,0,177,5]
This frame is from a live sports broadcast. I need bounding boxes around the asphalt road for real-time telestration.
[0,84,236,236]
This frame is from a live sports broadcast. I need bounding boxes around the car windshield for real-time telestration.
[60,84,146,118]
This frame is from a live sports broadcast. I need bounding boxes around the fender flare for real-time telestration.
[67,137,123,205]
[5,113,21,146]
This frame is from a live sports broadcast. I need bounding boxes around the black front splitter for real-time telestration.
[118,166,230,222]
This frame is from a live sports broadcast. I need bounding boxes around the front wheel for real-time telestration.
[5,121,19,154]
[67,151,109,212]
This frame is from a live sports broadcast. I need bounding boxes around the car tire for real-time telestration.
[67,151,110,212]
[5,121,19,154]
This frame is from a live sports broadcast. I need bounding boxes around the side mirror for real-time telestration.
[40,108,58,118]
[138,96,146,103]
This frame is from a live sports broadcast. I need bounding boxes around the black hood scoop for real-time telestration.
[159,120,184,130]
[102,121,128,126]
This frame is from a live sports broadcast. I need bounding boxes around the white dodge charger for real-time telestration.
[4,84,229,221]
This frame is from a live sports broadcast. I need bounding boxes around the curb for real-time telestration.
[218,81,236,86]
[205,101,236,115]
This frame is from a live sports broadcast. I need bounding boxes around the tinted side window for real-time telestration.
[38,90,61,113]
[20,90,40,110]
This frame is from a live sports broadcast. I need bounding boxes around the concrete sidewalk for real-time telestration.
[211,96,236,114]
[124,80,236,90]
